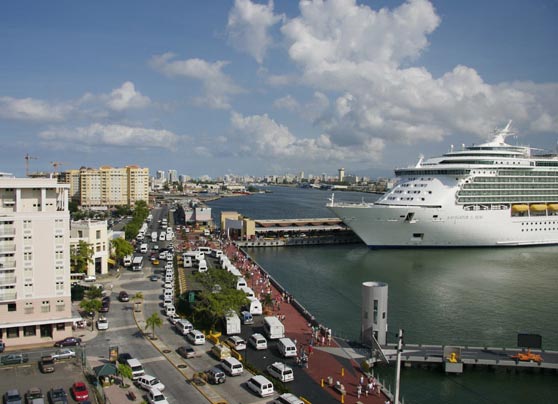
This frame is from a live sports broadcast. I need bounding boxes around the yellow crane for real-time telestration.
[24,153,38,177]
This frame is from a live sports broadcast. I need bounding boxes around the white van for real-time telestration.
[126,358,145,380]
[211,343,231,360]
[183,256,193,268]
[246,375,274,397]
[187,330,206,345]
[240,286,255,298]
[264,316,285,339]
[197,260,208,273]
[249,333,268,350]
[140,243,148,253]
[236,277,247,290]
[211,249,223,258]
[123,255,132,267]
[221,357,244,376]
[267,362,294,382]
[159,232,166,241]
[165,305,176,317]
[246,297,262,315]
[175,319,193,335]
[197,246,211,254]
[277,338,297,358]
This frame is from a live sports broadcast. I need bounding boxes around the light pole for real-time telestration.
[394,329,404,404]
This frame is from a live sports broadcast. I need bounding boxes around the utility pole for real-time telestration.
[24,153,38,177]
[394,328,404,404]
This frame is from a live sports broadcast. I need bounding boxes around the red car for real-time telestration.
[71,381,89,402]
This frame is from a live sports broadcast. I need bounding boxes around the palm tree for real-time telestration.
[117,363,133,387]
[133,292,144,301]
[145,312,163,339]
[79,299,102,330]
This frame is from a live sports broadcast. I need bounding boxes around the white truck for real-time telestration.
[263,316,285,339]
[132,256,144,271]
[224,311,241,335]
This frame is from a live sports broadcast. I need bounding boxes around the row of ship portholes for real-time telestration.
[520,221,557,225]
[521,228,556,231]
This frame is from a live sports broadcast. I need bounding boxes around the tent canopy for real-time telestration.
[94,363,117,377]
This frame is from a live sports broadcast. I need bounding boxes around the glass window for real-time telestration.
[23,326,36,336]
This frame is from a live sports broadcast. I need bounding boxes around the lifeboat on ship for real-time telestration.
[511,204,529,213]
[547,203,558,212]
[529,204,547,212]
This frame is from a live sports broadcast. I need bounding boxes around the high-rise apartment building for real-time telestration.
[168,169,177,184]
[60,165,149,207]
[0,174,77,348]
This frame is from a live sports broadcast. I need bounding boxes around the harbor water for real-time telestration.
[207,186,558,404]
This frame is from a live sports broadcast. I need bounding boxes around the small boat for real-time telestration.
[511,204,529,213]
[529,204,547,212]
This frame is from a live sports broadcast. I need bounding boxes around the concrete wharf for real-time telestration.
[377,343,558,373]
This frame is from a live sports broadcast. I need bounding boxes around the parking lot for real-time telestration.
[0,356,95,403]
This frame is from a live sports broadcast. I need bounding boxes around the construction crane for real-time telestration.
[50,161,67,177]
[24,153,38,177]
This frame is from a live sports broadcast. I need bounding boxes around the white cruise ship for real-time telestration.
[328,122,558,247]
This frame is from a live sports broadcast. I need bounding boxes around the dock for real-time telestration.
[375,343,558,373]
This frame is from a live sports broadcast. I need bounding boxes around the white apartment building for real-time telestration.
[70,220,109,276]
[0,175,77,348]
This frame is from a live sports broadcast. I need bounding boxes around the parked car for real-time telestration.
[147,389,169,404]
[54,337,82,347]
[96,316,109,330]
[224,336,246,351]
[1,353,28,365]
[272,393,304,404]
[47,387,68,404]
[52,348,76,360]
[3,389,22,404]
[176,344,197,359]
[118,291,130,302]
[70,382,89,402]
[38,355,55,373]
[135,375,165,392]
[25,387,45,404]
[149,275,159,281]
[205,367,226,384]
[167,313,180,325]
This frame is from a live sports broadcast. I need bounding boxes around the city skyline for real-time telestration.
[1,0,557,179]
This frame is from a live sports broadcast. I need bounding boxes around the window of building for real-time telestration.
[8,303,16,312]
[56,323,65,331]
[7,327,19,338]
[78,230,83,238]
[23,326,36,336]
[96,230,101,239]
[24,252,32,261]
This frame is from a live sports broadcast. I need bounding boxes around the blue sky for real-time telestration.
[1,0,557,179]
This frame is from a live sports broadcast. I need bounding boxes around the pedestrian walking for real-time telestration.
[357,384,362,399]
[359,375,364,386]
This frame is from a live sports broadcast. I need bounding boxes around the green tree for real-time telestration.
[111,238,134,262]
[79,298,102,330]
[145,312,163,339]
[117,363,133,387]
[86,286,103,299]
[70,240,94,274]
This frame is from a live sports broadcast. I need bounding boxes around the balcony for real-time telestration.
[0,260,16,269]
[0,228,15,237]
[0,290,17,301]
[0,274,16,285]
[0,243,16,253]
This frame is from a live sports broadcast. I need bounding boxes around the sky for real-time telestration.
[1,0,557,179]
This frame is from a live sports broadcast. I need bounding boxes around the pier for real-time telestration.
[375,343,558,373]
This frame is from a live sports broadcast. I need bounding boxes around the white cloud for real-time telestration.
[39,123,180,150]
[227,0,285,64]
[0,96,74,122]
[150,53,242,109]
[272,0,558,150]
[106,81,151,111]
[230,111,384,161]
[273,95,299,111]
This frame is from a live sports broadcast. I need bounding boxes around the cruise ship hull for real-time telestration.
[329,204,558,248]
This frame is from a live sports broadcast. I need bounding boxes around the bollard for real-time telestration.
[321,378,324,388]
[341,367,345,377]
[341,394,344,404]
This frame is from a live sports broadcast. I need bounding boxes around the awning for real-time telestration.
[94,363,118,377]
[107,258,116,265]
[0,316,82,329]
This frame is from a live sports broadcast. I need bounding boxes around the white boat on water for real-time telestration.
[328,121,558,248]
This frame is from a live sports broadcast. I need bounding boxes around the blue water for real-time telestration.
[207,186,558,404]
